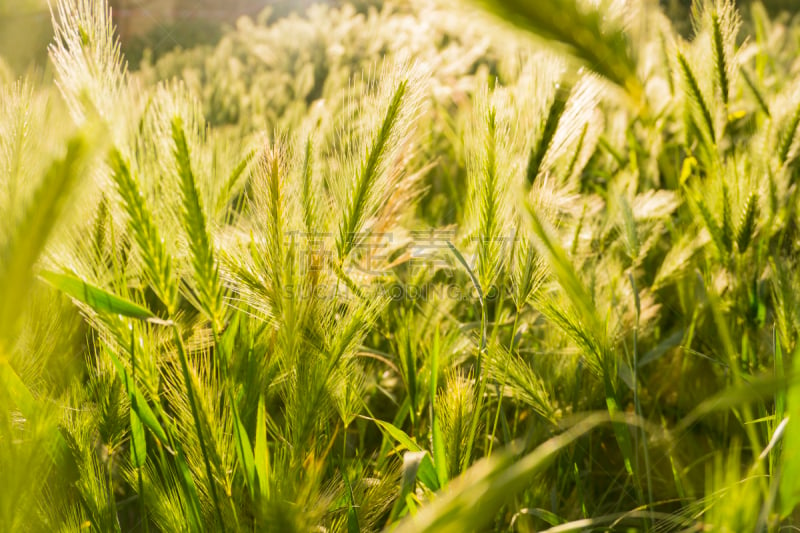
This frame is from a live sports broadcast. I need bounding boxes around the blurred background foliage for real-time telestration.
[0,0,798,74]
[0,0,380,73]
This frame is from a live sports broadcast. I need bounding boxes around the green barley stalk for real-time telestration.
[109,150,178,314]
[677,51,717,145]
[336,78,408,262]
[256,138,288,314]
[173,118,256,518]
[109,149,225,530]
[721,183,734,253]
[172,117,224,329]
[695,0,740,110]
[170,326,227,531]
[301,135,316,233]
[778,101,800,165]
[736,192,758,253]
[476,103,502,292]
[693,193,727,256]
[739,68,770,117]
[710,10,730,106]
[527,83,571,186]
[472,0,641,99]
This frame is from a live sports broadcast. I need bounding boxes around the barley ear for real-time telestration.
[710,10,729,106]
[301,135,316,233]
[736,192,758,253]
[677,51,716,145]
[778,102,800,165]
[109,149,179,314]
[526,83,571,186]
[172,117,224,328]
[740,67,770,117]
[336,78,408,262]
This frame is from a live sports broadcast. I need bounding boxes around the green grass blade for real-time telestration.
[39,270,155,320]
[231,398,256,501]
[779,344,800,517]
[130,410,147,468]
[390,413,618,533]
[255,395,270,499]
[174,445,205,532]
[430,330,448,487]
[471,0,641,99]
[104,345,169,445]
[375,419,439,491]
[0,357,36,416]
[0,135,90,337]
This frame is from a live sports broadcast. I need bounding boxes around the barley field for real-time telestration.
[3,0,800,531]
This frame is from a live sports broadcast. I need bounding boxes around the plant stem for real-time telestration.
[172,325,227,532]
[487,309,519,457]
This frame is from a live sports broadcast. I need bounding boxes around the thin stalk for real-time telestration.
[130,329,148,533]
[172,325,226,532]
[487,310,520,457]
[629,274,654,530]
[462,300,488,471]
[211,327,241,523]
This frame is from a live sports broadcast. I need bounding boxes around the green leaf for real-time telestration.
[104,345,169,445]
[231,398,256,500]
[175,445,205,532]
[376,419,422,453]
[471,0,641,99]
[375,419,439,491]
[605,380,634,476]
[342,468,361,533]
[255,395,270,499]
[446,241,484,309]
[391,414,612,533]
[780,344,800,517]
[524,508,565,526]
[130,409,147,468]
[430,330,448,487]
[0,135,90,339]
[0,358,36,416]
[39,270,155,320]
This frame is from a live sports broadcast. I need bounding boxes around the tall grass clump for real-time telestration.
[6,0,800,530]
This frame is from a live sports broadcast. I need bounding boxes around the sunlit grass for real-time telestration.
[2,0,800,530]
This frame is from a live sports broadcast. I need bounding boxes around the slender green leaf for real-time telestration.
[40,270,155,320]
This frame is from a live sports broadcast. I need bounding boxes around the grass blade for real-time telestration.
[39,270,155,320]
[0,135,90,337]
[471,0,641,99]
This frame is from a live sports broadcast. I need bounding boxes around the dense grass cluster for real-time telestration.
[5,0,800,530]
